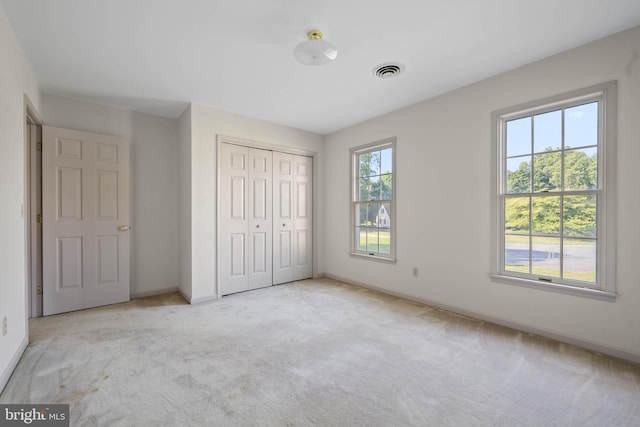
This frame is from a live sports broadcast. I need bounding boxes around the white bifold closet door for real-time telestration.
[220,142,312,296]
[273,152,313,285]
[220,144,273,295]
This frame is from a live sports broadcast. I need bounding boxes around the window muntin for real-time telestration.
[496,83,616,295]
[351,139,395,261]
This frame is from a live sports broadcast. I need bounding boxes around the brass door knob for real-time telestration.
[118,225,131,231]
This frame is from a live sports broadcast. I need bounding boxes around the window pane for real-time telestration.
[375,203,392,229]
[504,235,529,274]
[374,176,384,200]
[355,227,366,251]
[564,195,597,238]
[534,110,562,152]
[505,197,529,234]
[532,237,561,278]
[565,102,598,149]
[381,148,392,174]
[564,147,597,190]
[365,228,379,253]
[358,153,370,178]
[353,203,378,228]
[378,228,391,255]
[506,156,531,194]
[380,173,392,200]
[356,226,382,252]
[563,238,596,283]
[355,203,368,226]
[378,203,392,255]
[369,150,381,176]
[532,196,560,235]
[533,151,561,192]
[366,203,379,226]
[358,153,377,177]
[359,178,371,201]
[368,176,382,201]
[506,117,531,157]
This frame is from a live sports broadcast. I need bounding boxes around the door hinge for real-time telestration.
[37,214,43,224]
[37,285,43,295]
[36,142,42,152]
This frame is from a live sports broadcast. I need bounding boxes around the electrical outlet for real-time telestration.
[412,267,419,278]
[2,316,7,336]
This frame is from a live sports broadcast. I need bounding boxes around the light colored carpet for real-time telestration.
[1,278,639,426]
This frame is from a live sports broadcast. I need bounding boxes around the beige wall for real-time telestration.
[322,26,640,361]
[0,6,41,390]
[41,94,181,298]
[178,105,193,301]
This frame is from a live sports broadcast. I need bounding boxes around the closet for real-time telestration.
[219,142,312,296]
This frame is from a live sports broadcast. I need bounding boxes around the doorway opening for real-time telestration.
[24,97,43,318]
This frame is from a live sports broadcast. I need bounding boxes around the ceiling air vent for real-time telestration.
[373,63,405,79]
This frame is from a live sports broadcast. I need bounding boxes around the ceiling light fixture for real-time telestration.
[293,30,338,66]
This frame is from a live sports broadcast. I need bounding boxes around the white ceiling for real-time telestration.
[2,0,640,135]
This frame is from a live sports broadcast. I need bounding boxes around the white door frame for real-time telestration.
[24,95,43,319]
[216,135,317,299]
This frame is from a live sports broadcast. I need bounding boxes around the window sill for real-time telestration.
[490,274,617,302]
[350,252,397,264]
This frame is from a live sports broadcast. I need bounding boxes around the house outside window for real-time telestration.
[351,138,396,262]
[491,82,617,300]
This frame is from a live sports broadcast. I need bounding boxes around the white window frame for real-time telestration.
[350,138,397,263]
[490,82,617,301]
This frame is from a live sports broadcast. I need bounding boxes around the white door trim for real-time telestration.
[218,135,316,157]
[24,95,43,319]
[216,135,317,299]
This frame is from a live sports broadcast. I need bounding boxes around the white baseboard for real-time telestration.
[188,294,218,305]
[178,288,218,305]
[131,287,179,299]
[0,336,28,394]
[323,273,640,365]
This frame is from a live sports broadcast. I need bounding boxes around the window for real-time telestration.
[491,82,616,300]
[351,138,396,262]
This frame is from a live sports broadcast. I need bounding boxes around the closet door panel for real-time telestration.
[293,155,313,281]
[248,148,273,290]
[273,152,294,285]
[220,144,250,295]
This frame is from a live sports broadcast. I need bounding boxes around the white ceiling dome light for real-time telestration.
[293,30,338,66]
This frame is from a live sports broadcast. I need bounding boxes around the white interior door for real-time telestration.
[42,126,130,315]
[220,143,273,295]
[292,155,313,281]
